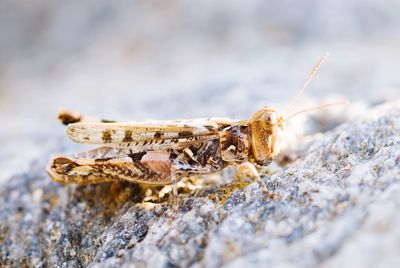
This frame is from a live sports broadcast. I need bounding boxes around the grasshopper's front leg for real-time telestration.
[235,162,269,195]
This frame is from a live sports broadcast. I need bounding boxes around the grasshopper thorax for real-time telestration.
[248,107,284,166]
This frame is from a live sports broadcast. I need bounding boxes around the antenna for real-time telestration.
[284,52,330,117]
[287,100,349,120]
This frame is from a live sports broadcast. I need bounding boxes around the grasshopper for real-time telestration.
[47,54,340,207]
[47,108,282,205]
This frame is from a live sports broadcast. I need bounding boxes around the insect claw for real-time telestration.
[167,209,178,222]
[235,163,278,198]
[256,176,268,193]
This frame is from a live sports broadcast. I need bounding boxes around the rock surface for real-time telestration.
[1,101,400,267]
[1,1,400,267]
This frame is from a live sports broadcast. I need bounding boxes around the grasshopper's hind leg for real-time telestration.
[58,108,116,125]
[47,156,117,185]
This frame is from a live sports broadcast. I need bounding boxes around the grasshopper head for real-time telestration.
[248,107,284,166]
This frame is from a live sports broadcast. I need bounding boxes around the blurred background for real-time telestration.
[0,0,400,182]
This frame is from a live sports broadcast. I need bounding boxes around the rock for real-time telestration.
[1,100,399,267]
[1,1,400,267]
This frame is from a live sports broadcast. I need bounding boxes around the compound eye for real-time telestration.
[264,112,278,125]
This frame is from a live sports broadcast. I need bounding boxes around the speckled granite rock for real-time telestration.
[1,100,399,267]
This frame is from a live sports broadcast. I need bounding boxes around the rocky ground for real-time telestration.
[1,1,400,267]
[1,99,400,268]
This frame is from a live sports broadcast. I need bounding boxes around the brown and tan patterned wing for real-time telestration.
[66,119,222,144]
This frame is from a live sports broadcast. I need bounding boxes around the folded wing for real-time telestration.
[66,119,221,144]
